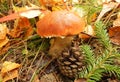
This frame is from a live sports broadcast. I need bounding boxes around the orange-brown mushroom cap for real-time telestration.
[36,10,85,37]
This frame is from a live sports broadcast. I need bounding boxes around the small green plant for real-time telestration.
[78,21,120,82]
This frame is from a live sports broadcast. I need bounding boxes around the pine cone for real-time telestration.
[57,38,105,78]
[57,39,85,78]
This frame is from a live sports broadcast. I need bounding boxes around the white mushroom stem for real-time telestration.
[49,36,74,58]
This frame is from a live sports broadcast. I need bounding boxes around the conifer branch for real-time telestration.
[81,45,95,65]
[78,21,120,82]
[95,21,111,48]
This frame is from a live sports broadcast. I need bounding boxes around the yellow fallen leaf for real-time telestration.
[2,70,18,82]
[0,37,9,48]
[0,24,8,40]
[0,42,10,55]
[1,61,20,77]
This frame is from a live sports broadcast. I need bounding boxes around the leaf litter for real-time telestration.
[0,0,120,82]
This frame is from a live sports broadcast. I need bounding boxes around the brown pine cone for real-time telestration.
[57,39,86,78]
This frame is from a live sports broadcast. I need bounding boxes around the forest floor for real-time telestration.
[0,0,120,82]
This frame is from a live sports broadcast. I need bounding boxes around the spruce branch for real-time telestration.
[103,64,120,77]
[79,45,105,81]
[94,21,111,48]
[78,21,120,82]
[81,45,95,65]
[79,45,120,82]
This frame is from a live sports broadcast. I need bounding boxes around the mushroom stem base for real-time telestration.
[49,36,74,58]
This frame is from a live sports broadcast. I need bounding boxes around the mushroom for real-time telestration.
[36,10,85,58]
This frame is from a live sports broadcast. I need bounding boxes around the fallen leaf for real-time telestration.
[1,61,21,77]
[2,70,18,82]
[0,24,9,48]
[79,25,95,39]
[108,26,120,45]
[97,2,119,21]
[9,17,33,38]
[12,3,42,18]
[0,42,10,55]
[0,37,9,48]
[1,61,20,82]
[0,6,46,23]
[0,12,20,23]
[20,9,42,18]
[0,24,9,40]
[113,12,120,26]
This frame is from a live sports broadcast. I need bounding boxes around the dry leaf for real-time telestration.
[0,12,20,23]
[79,25,95,39]
[2,70,18,82]
[108,26,120,45]
[1,61,20,82]
[0,5,45,23]
[113,12,120,26]
[12,3,42,19]
[9,17,33,38]
[0,37,9,48]
[97,2,119,21]
[0,24,8,40]
[0,24,9,48]
[1,61,20,76]
[20,9,42,18]
[0,42,10,55]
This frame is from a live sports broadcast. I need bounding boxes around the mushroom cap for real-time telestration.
[36,10,85,37]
